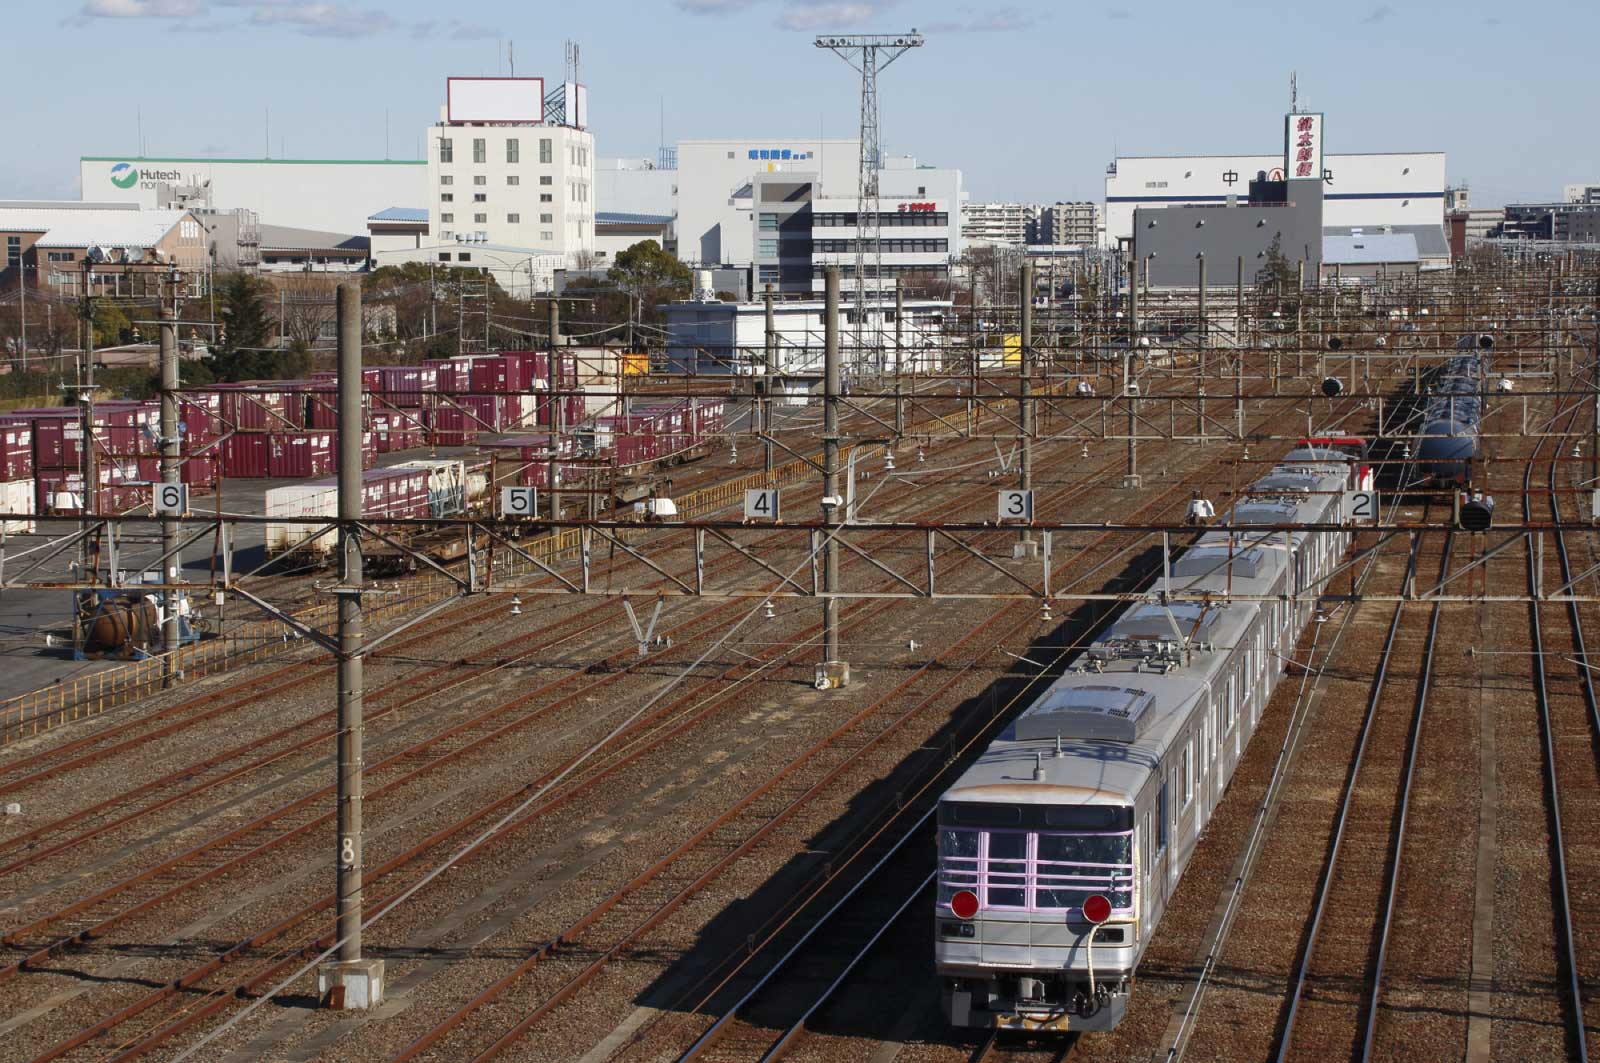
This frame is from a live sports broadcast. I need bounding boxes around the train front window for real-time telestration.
[987,831,1028,907]
[1035,832,1134,911]
[936,824,1135,914]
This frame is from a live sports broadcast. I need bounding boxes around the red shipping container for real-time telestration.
[267,432,335,479]
[182,454,218,485]
[0,426,32,480]
[222,433,270,478]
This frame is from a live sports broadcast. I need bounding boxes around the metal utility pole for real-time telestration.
[818,266,848,690]
[1124,257,1141,489]
[814,31,924,372]
[1016,263,1036,556]
[763,284,776,479]
[319,282,383,1009]
[73,259,98,660]
[159,272,181,676]
[548,298,563,519]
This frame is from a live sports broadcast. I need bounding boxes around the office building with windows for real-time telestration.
[426,76,595,265]
[748,155,963,297]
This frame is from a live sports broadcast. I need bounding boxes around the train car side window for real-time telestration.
[1225,676,1236,733]
[1157,783,1169,854]
[1182,743,1192,807]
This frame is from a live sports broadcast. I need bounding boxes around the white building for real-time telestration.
[79,156,424,236]
[749,155,963,297]
[596,157,677,221]
[675,138,862,266]
[426,76,595,265]
[1564,183,1600,205]
[660,294,951,376]
[1104,151,1447,246]
[961,202,1035,247]
[373,237,566,298]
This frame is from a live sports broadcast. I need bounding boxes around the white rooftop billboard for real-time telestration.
[447,77,545,123]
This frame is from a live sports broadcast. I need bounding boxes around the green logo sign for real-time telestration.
[110,163,138,189]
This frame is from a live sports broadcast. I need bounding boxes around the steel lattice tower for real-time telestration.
[815,32,923,375]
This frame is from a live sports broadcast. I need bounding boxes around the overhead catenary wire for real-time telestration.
[165,469,901,1062]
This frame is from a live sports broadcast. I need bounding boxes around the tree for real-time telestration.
[208,272,295,381]
[607,240,692,293]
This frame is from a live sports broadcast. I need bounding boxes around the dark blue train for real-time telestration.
[1414,335,1492,485]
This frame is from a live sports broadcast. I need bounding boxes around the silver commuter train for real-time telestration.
[934,447,1359,1033]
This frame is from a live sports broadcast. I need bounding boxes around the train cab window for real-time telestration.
[986,832,1028,907]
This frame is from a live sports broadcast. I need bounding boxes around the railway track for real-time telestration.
[2,381,1353,1060]
[1516,394,1594,1060]
[3,429,1164,1056]
[1270,519,1453,1060]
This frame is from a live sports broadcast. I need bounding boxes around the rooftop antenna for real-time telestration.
[814,30,925,377]
[1290,71,1299,114]
[508,40,514,77]
[265,106,270,159]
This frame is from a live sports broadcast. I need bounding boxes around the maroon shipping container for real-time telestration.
[0,426,31,481]
[222,433,270,478]
[430,409,479,447]
[28,415,82,470]
[267,432,335,479]
[216,384,294,432]
[182,454,218,485]
[36,475,148,516]
[693,398,727,440]
[178,393,223,439]
[362,432,378,469]
[376,366,436,408]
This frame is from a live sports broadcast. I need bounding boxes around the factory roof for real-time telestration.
[0,207,192,249]
[1322,232,1419,265]
[595,212,673,227]
[1324,223,1448,259]
[368,206,429,223]
[259,224,369,254]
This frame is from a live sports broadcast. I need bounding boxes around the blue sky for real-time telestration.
[5,0,1595,208]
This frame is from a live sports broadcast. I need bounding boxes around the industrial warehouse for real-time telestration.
[1,10,1598,1063]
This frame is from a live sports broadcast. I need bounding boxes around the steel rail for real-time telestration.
[25,378,1302,1060]
[1271,525,1438,1060]
[382,447,1208,1062]
[1525,407,1591,1063]
[25,426,1136,1059]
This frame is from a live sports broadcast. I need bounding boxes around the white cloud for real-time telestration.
[81,0,207,16]
[777,1,894,30]
[236,1,398,37]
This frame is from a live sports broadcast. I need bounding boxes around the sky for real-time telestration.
[4,0,1596,209]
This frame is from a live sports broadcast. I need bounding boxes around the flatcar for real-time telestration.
[1413,335,1492,486]
[934,446,1360,1033]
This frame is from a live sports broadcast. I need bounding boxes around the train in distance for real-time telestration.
[934,443,1364,1033]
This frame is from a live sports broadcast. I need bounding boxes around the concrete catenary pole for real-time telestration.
[322,282,383,1008]
[1124,257,1140,488]
[1197,254,1207,442]
[547,298,562,519]
[1236,255,1245,439]
[819,266,848,689]
[894,277,905,437]
[764,284,776,479]
[159,275,181,675]
[1017,262,1036,554]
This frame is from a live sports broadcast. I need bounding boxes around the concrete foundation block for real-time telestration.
[318,957,385,1010]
